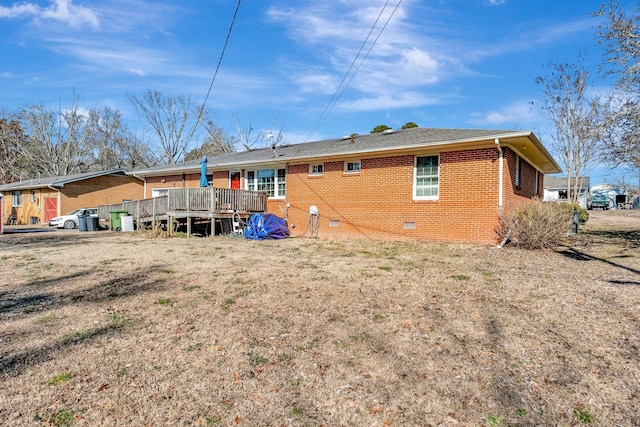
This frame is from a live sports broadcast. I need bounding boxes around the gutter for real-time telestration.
[495,138,503,211]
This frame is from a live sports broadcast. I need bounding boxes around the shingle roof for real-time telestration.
[132,127,561,175]
[0,169,130,191]
[544,176,591,191]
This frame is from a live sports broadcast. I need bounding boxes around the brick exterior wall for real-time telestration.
[502,148,541,214]
[2,175,143,225]
[139,146,543,244]
[273,148,512,243]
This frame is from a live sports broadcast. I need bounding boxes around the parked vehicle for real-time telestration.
[49,208,98,229]
[588,194,609,210]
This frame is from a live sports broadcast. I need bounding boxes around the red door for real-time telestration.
[44,197,57,222]
[230,171,241,189]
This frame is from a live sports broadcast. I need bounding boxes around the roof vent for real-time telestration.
[341,135,351,140]
[382,129,395,135]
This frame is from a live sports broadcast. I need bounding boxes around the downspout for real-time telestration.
[495,138,503,212]
[132,173,147,198]
[48,185,61,217]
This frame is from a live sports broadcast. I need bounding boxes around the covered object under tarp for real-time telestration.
[244,213,290,240]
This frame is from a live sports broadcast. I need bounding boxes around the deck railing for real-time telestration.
[98,196,168,221]
[167,187,266,212]
[98,187,266,221]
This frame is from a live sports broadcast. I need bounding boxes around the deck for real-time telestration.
[98,187,267,236]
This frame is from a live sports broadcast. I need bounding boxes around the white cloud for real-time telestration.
[268,0,463,111]
[0,0,99,29]
[469,101,538,127]
[0,3,39,18]
[337,92,443,112]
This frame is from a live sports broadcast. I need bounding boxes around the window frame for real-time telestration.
[413,154,440,201]
[12,190,22,207]
[309,163,324,176]
[245,167,286,199]
[515,155,522,188]
[344,160,361,173]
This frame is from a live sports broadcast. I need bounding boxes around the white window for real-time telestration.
[344,161,361,173]
[414,155,439,200]
[12,190,22,207]
[245,168,286,198]
[152,188,169,198]
[309,164,324,175]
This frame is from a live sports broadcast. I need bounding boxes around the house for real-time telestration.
[0,170,144,225]
[543,176,590,209]
[591,183,629,209]
[130,128,561,244]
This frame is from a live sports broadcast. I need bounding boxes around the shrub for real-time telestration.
[497,202,573,249]
[561,202,589,224]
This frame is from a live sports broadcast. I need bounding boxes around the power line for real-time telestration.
[197,0,241,128]
[336,1,402,111]
[304,0,402,142]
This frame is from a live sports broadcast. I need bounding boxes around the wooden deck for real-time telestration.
[98,187,267,236]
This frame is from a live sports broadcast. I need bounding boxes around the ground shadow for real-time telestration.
[0,266,170,376]
[0,323,119,376]
[557,247,640,281]
[0,267,168,321]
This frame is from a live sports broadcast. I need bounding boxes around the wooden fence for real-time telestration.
[98,196,168,222]
[98,187,266,222]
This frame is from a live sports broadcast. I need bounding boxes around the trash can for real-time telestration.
[109,210,129,231]
[86,216,99,231]
[121,215,134,232]
[77,214,89,232]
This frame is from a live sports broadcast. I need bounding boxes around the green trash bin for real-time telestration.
[109,210,129,231]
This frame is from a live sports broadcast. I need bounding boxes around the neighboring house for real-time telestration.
[131,128,561,244]
[543,176,590,209]
[591,183,629,209]
[0,170,144,225]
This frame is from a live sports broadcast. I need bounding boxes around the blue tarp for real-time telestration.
[244,213,290,240]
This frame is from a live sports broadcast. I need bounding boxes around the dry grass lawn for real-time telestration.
[0,209,639,426]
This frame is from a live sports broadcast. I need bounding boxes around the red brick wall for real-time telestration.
[140,146,544,244]
[275,148,513,244]
[502,148,540,214]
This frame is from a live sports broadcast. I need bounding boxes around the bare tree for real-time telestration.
[19,96,95,178]
[232,113,261,150]
[185,119,237,161]
[595,1,640,184]
[87,107,157,170]
[129,90,205,164]
[232,113,285,150]
[536,62,606,204]
[0,111,28,184]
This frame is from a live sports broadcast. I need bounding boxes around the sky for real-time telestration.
[0,0,636,185]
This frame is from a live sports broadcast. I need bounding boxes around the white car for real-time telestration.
[49,208,98,229]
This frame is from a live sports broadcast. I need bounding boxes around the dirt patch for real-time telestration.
[1,210,639,426]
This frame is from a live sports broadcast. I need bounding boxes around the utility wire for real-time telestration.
[336,1,402,109]
[304,0,401,142]
[196,0,241,129]
[305,0,390,141]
